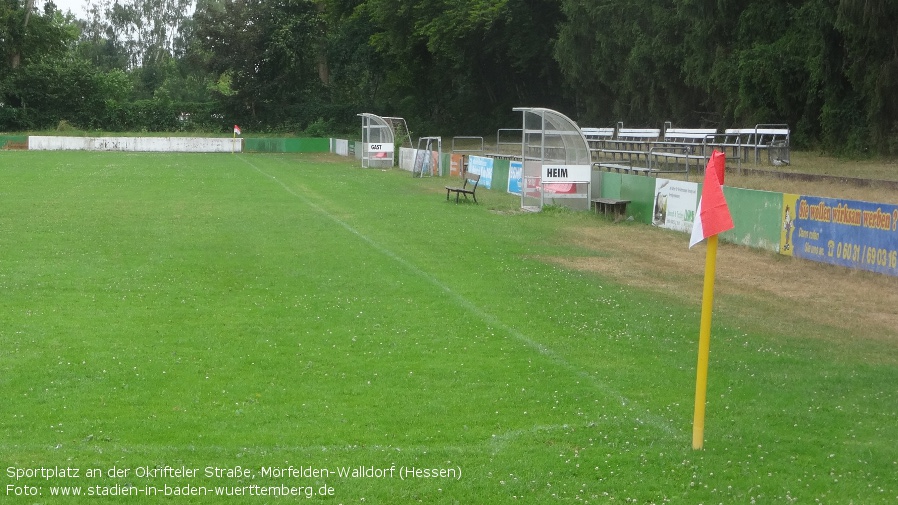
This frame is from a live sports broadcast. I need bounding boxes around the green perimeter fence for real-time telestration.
[0,135,27,149]
[244,137,330,153]
[595,171,783,251]
[368,143,895,277]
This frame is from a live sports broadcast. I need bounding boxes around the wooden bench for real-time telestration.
[445,172,480,203]
[591,197,630,220]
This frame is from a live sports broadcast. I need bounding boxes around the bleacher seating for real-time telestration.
[581,122,791,176]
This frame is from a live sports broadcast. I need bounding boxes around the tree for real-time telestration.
[1,0,75,73]
[5,56,130,129]
[344,0,569,134]
[555,0,698,126]
[836,0,898,153]
[191,0,326,129]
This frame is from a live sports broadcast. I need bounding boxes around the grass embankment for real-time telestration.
[0,151,895,503]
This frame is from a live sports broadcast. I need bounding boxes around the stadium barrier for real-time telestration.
[28,136,243,152]
[23,136,334,153]
[595,170,897,277]
[393,147,895,276]
[0,135,27,149]
[334,138,894,277]
[61,134,878,277]
[243,138,330,153]
[331,139,350,156]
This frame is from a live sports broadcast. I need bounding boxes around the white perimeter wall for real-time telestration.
[331,138,349,156]
[28,136,243,153]
[398,147,416,171]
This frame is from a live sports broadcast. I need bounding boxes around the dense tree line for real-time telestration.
[1,0,897,154]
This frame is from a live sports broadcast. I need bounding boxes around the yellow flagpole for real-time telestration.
[692,234,719,450]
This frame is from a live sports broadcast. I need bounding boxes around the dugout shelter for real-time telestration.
[358,112,411,168]
[513,107,592,212]
[357,113,405,168]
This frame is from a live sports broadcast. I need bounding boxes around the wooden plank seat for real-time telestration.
[591,197,631,220]
[711,126,790,164]
[615,128,661,142]
[660,127,717,145]
[596,162,657,176]
[647,147,707,176]
[582,127,616,158]
[651,127,717,161]
[445,172,480,203]
[596,127,661,164]
[598,148,653,161]
[582,127,615,146]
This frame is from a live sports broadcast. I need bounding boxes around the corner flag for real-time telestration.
[690,150,734,450]
[231,125,242,154]
[689,150,733,248]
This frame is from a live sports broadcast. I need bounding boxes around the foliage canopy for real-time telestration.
[1,0,897,154]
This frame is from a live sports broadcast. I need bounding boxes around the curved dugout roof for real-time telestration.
[357,113,395,145]
[513,107,591,165]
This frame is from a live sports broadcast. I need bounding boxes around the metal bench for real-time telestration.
[445,172,480,203]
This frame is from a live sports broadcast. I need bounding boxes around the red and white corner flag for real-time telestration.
[690,149,735,450]
[234,124,242,135]
[689,150,734,248]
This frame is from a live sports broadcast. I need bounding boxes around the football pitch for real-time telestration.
[2,151,896,503]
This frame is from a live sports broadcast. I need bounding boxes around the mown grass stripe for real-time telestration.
[240,154,681,440]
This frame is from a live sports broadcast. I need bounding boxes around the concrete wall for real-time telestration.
[28,136,242,152]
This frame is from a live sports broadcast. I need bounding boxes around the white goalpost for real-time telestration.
[413,136,442,177]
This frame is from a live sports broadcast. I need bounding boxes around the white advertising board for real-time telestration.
[653,178,699,233]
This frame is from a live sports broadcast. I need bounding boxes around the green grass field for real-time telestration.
[2,151,896,504]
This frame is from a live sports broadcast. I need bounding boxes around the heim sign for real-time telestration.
[542,164,590,182]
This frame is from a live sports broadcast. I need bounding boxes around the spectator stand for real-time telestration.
[582,127,615,159]
[582,121,790,177]
[588,122,661,176]
[714,124,790,167]
[494,128,523,159]
[601,122,662,164]
[646,123,718,180]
